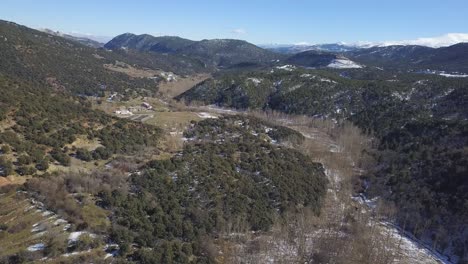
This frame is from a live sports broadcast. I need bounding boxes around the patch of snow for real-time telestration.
[24,205,35,212]
[418,69,468,78]
[68,231,94,243]
[197,112,217,119]
[379,222,454,264]
[247,77,263,85]
[27,243,45,252]
[327,58,362,69]
[439,73,468,78]
[54,219,68,226]
[275,65,296,71]
[392,91,411,101]
[41,210,53,216]
[352,194,379,209]
[31,224,45,233]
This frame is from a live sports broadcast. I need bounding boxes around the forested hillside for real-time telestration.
[0,20,330,263]
[178,67,468,260]
[105,33,283,68]
[0,74,161,177]
[101,115,327,262]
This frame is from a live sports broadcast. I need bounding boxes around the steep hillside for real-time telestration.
[0,20,209,98]
[0,20,162,96]
[178,39,281,68]
[0,74,161,177]
[105,33,283,68]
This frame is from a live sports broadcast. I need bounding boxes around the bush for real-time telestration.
[17,154,32,165]
[1,145,10,154]
[36,159,49,171]
[76,148,92,162]
[51,149,71,166]
[16,165,37,176]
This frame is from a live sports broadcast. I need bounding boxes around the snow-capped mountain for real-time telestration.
[376,33,468,48]
[39,28,106,48]
[262,43,362,54]
[263,33,468,54]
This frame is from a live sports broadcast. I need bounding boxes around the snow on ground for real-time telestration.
[27,243,45,252]
[54,219,67,225]
[419,69,468,78]
[275,65,296,71]
[439,73,468,78]
[31,224,45,233]
[379,222,452,264]
[62,249,92,257]
[206,105,239,114]
[247,77,263,85]
[41,210,53,216]
[197,112,217,119]
[327,58,363,69]
[68,231,94,243]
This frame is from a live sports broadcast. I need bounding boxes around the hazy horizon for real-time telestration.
[2,0,468,46]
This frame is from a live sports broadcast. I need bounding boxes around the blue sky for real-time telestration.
[1,0,467,44]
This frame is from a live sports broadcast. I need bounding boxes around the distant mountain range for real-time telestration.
[261,43,363,54]
[39,28,105,48]
[262,33,468,54]
[347,43,468,73]
[285,50,362,69]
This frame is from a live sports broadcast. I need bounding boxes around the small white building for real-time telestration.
[141,102,153,110]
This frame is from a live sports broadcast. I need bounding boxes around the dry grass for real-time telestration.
[144,111,202,128]
[0,177,11,187]
[0,191,50,257]
[67,136,103,151]
[158,73,210,98]
[104,62,163,78]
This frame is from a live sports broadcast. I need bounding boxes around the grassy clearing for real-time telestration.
[81,201,110,233]
[144,111,201,128]
[104,62,163,78]
[158,73,210,98]
[47,157,100,174]
[67,136,103,152]
[91,96,169,115]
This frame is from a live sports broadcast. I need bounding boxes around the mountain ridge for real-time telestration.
[105,32,283,68]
